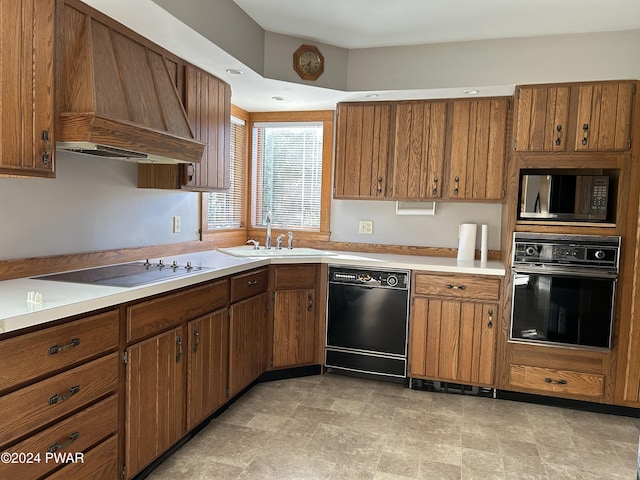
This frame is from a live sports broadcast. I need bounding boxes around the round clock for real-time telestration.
[293,44,324,81]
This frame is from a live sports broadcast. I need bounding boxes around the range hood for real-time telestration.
[56,2,205,164]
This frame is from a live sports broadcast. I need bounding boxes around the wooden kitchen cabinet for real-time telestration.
[126,326,187,479]
[270,265,319,370]
[513,81,635,153]
[334,102,393,198]
[408,273,499,387]
[0,0,55,177]
[448,98,508,200]
[187,310,229,430]
[390,100,447,200]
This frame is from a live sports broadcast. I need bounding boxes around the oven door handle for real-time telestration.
[512,266,617,279]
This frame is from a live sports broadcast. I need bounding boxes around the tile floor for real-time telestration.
[146,373,639,479]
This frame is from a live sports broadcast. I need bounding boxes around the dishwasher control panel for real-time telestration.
[329,266,409,289]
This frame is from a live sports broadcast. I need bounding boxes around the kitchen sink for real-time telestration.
[36,261,211,288]
[219,246,335,258]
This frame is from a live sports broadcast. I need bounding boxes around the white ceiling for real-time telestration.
[234,0,640,49]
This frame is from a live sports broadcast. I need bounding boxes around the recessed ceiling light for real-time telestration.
[463,89,480,95]
[272,96,285,101]
[225,69,243,75]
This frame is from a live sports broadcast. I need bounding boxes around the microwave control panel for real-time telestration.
[591,177,609,216]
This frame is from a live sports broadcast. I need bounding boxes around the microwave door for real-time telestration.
[521,175,553,219]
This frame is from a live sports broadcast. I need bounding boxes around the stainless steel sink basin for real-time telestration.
[219,246,335,258]
[36,262,211,288]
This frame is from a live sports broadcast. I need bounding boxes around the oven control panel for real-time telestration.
[512,233,620,270]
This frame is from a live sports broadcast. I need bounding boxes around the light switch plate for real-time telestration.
[359,220,373,235]
[173,216,181,233]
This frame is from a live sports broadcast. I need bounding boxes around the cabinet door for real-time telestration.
[514,85,569,152]
[272,289,316,369]
[391,101,447,199]
[187,310,228,431]
[334,103,392,198]
[0,0,55,177]
[126,327,186,478]
[448,98,508,200]
[575,82,634,152]
[228,293,268,398]
[183,64,231,190]
[409,298,496,386]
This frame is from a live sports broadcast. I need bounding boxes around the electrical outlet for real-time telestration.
[173,216,181,233]
[358,220,373,235]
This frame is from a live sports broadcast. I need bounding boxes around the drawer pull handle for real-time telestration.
[445,284,466,290]
[544,377,567,385]
[192,328,200,353]
[176,334,183,363]
[453,176,460,195]
[247,280,258,286]
[307,293,313,312]
[487,309,494,329]
[48,338,80,355]
[555,124,563,146]
[48,385,80,405]
[581,123,589,146]
[48,432,79,453]
[432,176,438,196]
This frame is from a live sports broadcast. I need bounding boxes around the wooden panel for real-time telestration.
[187,310,229,430]
[413,273,500,301]
[230,268,269,303]
[514,86,569,152]
[272,289,316,368]
[476,304,497,385]
[0,396,117,479]
[46,434,118,480]
[272,264,317,290]
[127,280,228,342]
[509,364,604,399]
[449,101,471,198]
[437,300,461,380]
[0,353,118,446]
[509,342,605,374]
[126,328,186,478]
[342,106,364,197]
[484,99,508,199]
[0,310,119,393]
[424,299,442,379]
[408,297,428,377]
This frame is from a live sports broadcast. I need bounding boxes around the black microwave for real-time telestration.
[519,174,609,222]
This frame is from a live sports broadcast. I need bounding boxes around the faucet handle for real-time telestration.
[276,234,285,250]
[287,231,294,249]
[246,239,260,250]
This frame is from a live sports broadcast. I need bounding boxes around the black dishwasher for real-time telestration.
[326,265,410,378]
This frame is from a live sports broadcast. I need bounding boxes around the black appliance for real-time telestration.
[326,265,410,378]
[519,173,610,222]
[510,233,620,349]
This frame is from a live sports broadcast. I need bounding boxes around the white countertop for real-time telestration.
[0,248,505,335]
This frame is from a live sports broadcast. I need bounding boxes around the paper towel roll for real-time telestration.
[480,224,488,264]
[457,223,477,262]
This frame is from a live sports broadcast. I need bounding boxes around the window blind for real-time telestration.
[207,115,246,229]
[251,122,323,230]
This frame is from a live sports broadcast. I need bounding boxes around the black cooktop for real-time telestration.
[36,262,210,288]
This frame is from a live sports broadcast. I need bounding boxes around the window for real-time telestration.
[249,111,333,238]
[205,114,246,230]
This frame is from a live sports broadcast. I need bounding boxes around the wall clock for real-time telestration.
[293,44,324,81]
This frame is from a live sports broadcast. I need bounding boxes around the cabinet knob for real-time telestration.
[581,124,589,146]
[453,176,460,195]
[176,334,183,362]
[555,124,563,146]
[487,309,493,328]
[192,327,200,353]
[41,130,51,166]
[307,293,313,312]
[432,177,438,196]
[376,177,383,195]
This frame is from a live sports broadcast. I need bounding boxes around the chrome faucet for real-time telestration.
[265,211,272,249]
[287,231,294,249]
[246,239,260,250]
[276,234,285,250]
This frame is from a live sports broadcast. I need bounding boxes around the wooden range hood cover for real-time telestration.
[56,3,205,164]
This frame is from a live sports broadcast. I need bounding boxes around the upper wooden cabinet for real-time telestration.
[0,0,55,178]
[183,64,231,191]
[514,81,635,153]
[391,101,447,200]
[448,98,508,200]
[334,102,393,198]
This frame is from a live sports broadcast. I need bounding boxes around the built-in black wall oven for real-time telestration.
[510,233,620,349]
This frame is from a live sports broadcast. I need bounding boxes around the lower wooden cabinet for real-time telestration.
[45,434,119,480]
[125,327,186,478]
[408,273,499,387]
[509,364,605,400]
[228,293,269,398]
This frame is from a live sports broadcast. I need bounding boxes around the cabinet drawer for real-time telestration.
[0,353,119,446]
[230,268,268,303]
[509,364,604,399]
[272,265,317,290]
[0,395,117,479]
[413,273,500,301]
[127,279,228,342]
[0,310,119,393]
[45,434,118,480]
